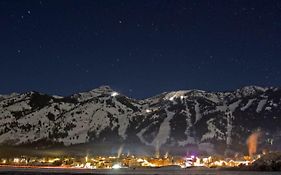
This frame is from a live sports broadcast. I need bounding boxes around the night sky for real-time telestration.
[1,0,281,99]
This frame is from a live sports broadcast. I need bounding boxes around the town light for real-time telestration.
[112,164,121,169]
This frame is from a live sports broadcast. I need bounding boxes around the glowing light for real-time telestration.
[48,158,60,163]
[84,162,95,169]
[247,131,261,157]
[112,164,121,169]
[169,96,175,101]
[145,109,152,113]
[137,158,144,162]
[13,158,20,163]
[111,92,119,97]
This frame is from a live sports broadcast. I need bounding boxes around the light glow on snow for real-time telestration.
[145,109,152,113]
[169,96,175,101]
[111,92,119,97]
[112,164,121,169]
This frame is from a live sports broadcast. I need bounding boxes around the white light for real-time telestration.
[146,109,152,113]
[84,162,93,169]
[13,158,20,163]
[169,96,175,101]
[111,92,119,97]
[112,164,121,169]
[137,158,144,162]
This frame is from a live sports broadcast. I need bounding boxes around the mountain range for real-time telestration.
[0,85,281,156]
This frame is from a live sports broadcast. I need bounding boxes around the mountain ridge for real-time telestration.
[0,85,280,155]
[1,85,277,100]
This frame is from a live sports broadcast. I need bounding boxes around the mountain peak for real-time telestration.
[89,85,115,94]
[241,85,267,91]
[94,85,113,91]
[236,85,267,96]
[73,85,116,102]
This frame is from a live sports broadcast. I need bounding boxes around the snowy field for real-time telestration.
[0,167,280,175]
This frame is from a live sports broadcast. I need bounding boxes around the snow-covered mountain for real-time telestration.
[0,85,281,155]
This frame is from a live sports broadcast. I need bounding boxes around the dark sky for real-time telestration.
[1,0,281,99]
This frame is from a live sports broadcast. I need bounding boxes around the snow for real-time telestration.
[136,126,150,145]
[57,92,140,144]
[117,114,130,139]
[194,101,202,123]
[74,86,114,102]
[265,106,272,111]
[0,93,19,100]
[201,118,224,141]
[52,95,63,99]
[164,91,190,101]
[111,92,119,97]
[237,86,267,96]
[6,100,32,111]
[2,101,76,145]
[256,99,267,113]
[241,99,255,111]
[229,100,242,112]
[226,111,233,145]
[178,105,195,146]
[164,89,224,103]
[151,110,174,147]
[0,131,18,144]
[0,85,279,149]
[216,105,227,112]
[205,94,221,103]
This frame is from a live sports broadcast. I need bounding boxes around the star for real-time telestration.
[0,0,280,100]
